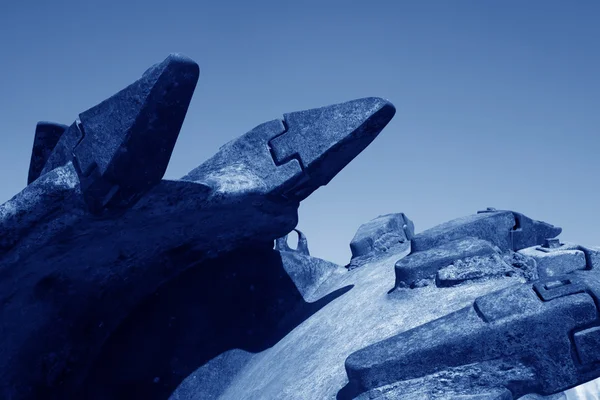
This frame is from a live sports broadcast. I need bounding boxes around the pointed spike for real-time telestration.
[268,97,395,200]
[28,122,69,184]
[71,53,199,213]
[39,122,84,177]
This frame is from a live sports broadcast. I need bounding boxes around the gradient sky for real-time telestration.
[1,0,599,267]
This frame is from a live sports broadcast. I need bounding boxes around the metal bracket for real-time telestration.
[267,120,313,200]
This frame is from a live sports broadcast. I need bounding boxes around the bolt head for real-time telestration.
[543,238,561,249]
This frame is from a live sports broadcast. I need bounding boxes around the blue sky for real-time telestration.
[1,0,599,265]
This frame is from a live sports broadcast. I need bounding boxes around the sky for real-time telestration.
[1,0,599,268]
